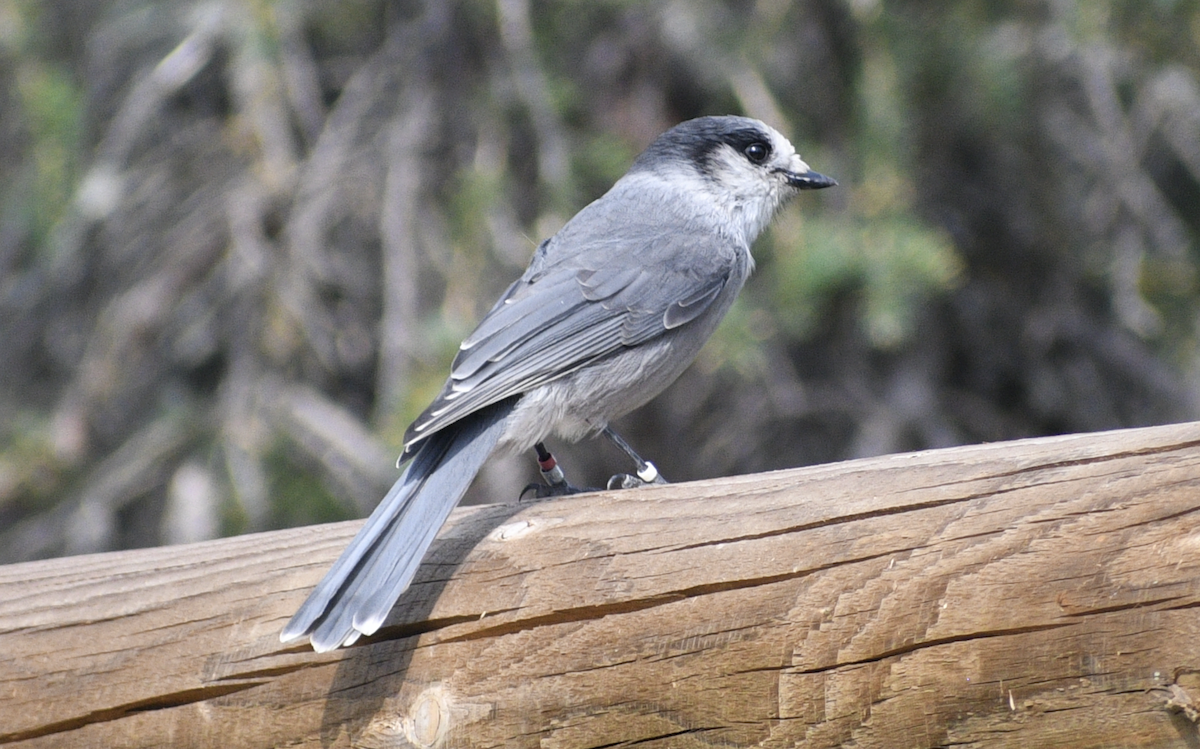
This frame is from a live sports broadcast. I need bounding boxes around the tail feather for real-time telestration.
[281,398,515,651]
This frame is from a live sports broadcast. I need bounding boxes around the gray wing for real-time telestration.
[402,227,739,451]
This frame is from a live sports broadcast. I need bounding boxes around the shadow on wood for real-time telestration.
[3,423,1200,747]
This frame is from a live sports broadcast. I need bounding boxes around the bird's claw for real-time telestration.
[520,481,598,499]
[607,473,642,490]
[607,470,669,490]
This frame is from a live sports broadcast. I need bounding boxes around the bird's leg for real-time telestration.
[534,442,568,489]
[521,442,593,498]
[601,425,669,490]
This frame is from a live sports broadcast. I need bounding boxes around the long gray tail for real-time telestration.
[280,398,515,652]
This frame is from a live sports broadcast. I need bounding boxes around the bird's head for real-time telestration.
[627,115,836,245]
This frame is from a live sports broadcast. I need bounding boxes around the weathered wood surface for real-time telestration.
[3,423,1200,748]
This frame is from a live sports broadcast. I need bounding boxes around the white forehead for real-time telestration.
[757,122,797,157]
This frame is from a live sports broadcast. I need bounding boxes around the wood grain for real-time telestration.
[3,423,1200,747]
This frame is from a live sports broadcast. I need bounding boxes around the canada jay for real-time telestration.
[282,115,835,651]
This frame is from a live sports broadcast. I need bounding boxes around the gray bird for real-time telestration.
[281,115,835,651]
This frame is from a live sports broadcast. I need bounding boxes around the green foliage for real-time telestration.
[257,440,356,533]
[1111,0,1200,67]
[446,168,505,259]
[571,130,637,202]
[751,2,965,353]
[0,411,68,515]
[386,315,476,446]
[696,299,774,377]
[304,0,388,53]
[771,211,961,348]
[3,1,84,254]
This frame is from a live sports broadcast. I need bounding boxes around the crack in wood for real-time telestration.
[951,440,1200,484]
[440,548,906,645]
[667,496,979,553]
[211,662,323,680]
[1161,600,1200,612]
[0,681,263,744]
[1060,595,1188,618]
[353,611,497,648]
[789,622,1076,675]
[605,726,719,747]
[1106,501,1200,533]
[664,463,1132,555]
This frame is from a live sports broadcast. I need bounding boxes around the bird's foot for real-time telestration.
[520,481,597,499]
[606,463,669,491]
[598,426,669,490]
[520,442,600,499]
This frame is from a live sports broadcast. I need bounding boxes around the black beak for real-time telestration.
[780,169,837,190]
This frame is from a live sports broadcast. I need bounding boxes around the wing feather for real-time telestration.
[403,226,744,451]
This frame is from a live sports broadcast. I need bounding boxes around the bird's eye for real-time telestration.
[744,142,770,164]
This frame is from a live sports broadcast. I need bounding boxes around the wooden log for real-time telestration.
[3,422,1200,748]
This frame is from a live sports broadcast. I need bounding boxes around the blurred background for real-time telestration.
[2,0,1198,562]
